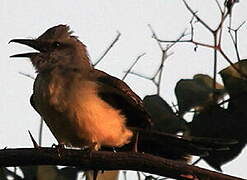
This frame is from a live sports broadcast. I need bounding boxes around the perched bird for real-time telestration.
[10,25,152,151]
[10,26,239,180]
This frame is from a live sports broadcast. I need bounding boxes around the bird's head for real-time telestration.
[10,25,91,73]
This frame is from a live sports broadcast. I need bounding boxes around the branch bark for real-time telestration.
[0,148,244,180]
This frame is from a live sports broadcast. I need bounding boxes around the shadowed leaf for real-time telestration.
[143,95,187,134]
[37,166,59,180]
[191,105,246,171]
[19,166,37,180]
[59,167,82,180]
[220,60,247,114]
[175,74,225,116]
[0,168,8,180]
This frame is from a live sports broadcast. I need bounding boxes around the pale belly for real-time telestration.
[35,80,133,149]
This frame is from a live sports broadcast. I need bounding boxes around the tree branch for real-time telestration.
[228,21,246,61]
[0,148,244,180]
[93,31,121,67]
[122,53,146,81]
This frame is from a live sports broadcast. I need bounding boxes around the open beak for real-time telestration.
[9,39,45,58]
[10,52,39,58]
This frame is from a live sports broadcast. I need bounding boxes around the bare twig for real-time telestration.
[182,0,214,33]
[126,25,191,95]
[215,0,224,14]
[119,28,169,85]
[28,130,39,149]
[148,24,163,51]
[137,171,141,180]
[127,71,155,82]
[122,53,146,81]
[158,39,217,49]
[159,0,247,80]
[39,118,44,146]
[93,31,121,67]
[156,52,167,95]
[224,0,240,27]
[18,72,35,80]
[150,26,188,94]
[192,157,202,166]
[228,21,246,61]
[123,171,127,180]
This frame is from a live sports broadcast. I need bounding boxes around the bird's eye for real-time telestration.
[52,41,61,48]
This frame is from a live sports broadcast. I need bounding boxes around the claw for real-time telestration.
[52,143,65,157]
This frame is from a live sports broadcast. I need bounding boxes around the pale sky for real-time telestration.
[1,0,247,179]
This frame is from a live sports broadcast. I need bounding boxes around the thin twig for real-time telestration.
[122,171,127,180]
[228,21,246,61]
[160,0,247,80]
[128,26,187,94]
[93,31,121,67]
[18,72,35,80]
[148,24,163,51]
[122,53,146,81]
[182,0,214,33]
[28,130,39,148]
[215,0,224,14]
[158,39,217,49]
[137,171,141,180]
[147,25,186,94]
[39,118,44,146]
[156,52,166,95]
[127,71,154,81]
[192,157,202,166]
[225,0,240,28]
[213,33,218,92]
[218,49,247,78]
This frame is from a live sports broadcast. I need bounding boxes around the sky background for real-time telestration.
[1,0,247,179]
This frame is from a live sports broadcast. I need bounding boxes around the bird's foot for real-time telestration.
[52,143,66,157]
[83,142,100,152]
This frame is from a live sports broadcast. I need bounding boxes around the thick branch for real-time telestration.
[0,148,244,180]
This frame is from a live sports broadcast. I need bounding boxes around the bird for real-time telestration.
[10,26,239,179]
[10,25,152,151]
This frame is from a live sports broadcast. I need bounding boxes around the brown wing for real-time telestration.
[92,69,153,129]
